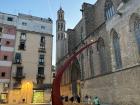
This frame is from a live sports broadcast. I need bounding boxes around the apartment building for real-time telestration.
[0,12,53,104]
[0,13,17,103]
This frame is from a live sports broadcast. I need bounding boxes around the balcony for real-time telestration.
[38,62,45,66]
[12,73,25,80]
[13,59,22,64]
[36,74,45,79]
[38,48,46,53]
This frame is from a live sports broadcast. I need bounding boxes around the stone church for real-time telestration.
[56,0,140,105]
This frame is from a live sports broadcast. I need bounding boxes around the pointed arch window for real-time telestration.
[89,47,94,77]
[112,31,122,69]
[80,54,84,80]
[134,19,140,53]
[105,0,116,20]
[61,33,63,40]
[58,34,60,40]
[97,38,108,73]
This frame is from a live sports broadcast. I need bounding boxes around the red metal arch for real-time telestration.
[52,40,98,105]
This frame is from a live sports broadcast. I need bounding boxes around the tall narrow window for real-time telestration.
[0,27,2,33]
[40,36,45,49]
[105,0,116,20]
[113,31,122,69]
[58,23,61,31]
[38,67,44,75]
[58,34,60,40]
[80,54,84,80]
[134,19,140,53]
[39,54,45,65]
[97,38,108,73]
[19,33,26,50]
[15,53,21,63]
[61,33,63,40]
[89,47,94,77]
[16,67,23,76]
[20,33,26,40]
[81,27,84,41]
[41,36,45,43]
[60,23,63,31]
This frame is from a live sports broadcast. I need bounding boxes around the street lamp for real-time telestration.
[52,39,98,105]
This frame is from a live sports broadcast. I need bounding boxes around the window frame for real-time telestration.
[105,0,116,20]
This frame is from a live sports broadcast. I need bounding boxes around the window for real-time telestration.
[105,0,116,20]
[19,42,25,50]
[22,22,27,26]
[60,23,63,30]
[52,73,55,78]
[1,72,5,77]
[40,43,45,49]
[7,17,13,21]
[38,67,44,74]
[3,55,8,61]
[134,19,140,53]
[81,27,84,40]
[89,47,94,77]
[39,54,45,65]
[16,67,23,76]
[61,33,63,40]
[112,30,122,69]
[59,14,62,20]
[41,36,45,43]
[6,41,10,45]
[15,53,21,63]
[41,26,45,30]
[58,34,60,40]
[0,27,2,33]
[97,38,108,73]
[20,33,26,40]
[19,33,26,50]
[81,54,84,80]
[40,36,45,49]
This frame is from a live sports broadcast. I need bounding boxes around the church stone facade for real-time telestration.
[56,0,140,105]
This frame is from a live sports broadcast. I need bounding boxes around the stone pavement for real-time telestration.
[0,103,110,105]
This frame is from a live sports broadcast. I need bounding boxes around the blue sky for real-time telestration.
[0,0,97,65]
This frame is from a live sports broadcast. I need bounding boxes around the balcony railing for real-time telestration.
[38,48,46,53]
[36,74,45,79]
[38,62,45,66]
[12,73,26,80]
[13,59,22,64]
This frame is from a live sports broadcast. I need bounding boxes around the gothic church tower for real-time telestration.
[56,7,67,67]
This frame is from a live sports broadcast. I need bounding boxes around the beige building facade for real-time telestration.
[0,13,53,104]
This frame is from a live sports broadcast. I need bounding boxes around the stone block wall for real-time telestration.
[82,65,140,105]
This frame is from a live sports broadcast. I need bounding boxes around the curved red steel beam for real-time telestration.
[52,40,98,105]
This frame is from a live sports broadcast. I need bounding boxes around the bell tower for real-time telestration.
[56,7,66,66]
